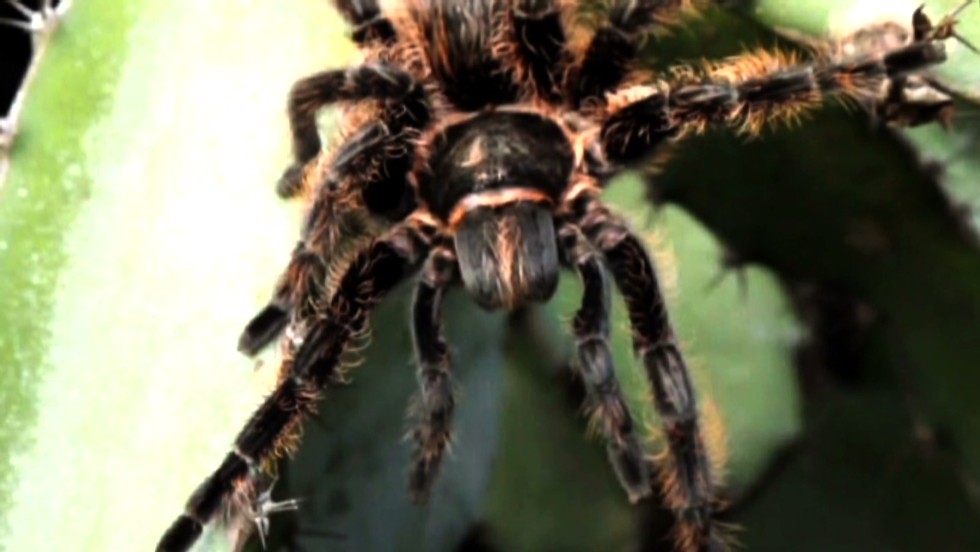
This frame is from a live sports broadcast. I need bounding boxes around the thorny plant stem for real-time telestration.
[0,0,72,187]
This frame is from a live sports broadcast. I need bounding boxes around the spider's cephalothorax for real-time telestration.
[157,1,971,551]
[421,111,575,309]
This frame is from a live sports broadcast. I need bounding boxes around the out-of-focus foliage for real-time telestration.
[0,2,977,552]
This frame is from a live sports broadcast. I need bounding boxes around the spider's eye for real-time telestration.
[454,201,560,310]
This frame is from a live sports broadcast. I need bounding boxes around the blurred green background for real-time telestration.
[0,1,978,551]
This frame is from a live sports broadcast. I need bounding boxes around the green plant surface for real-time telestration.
[739,389,980,551]
[0,1,346,549]
[905,101,980,232]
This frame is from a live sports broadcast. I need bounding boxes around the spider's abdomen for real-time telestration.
[455,201,559,310]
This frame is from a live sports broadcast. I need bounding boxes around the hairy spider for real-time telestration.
[156,1,971,550]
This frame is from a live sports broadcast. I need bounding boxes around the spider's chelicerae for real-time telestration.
[157,1,973,550]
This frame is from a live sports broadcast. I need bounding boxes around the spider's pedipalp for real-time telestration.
[578,200,720,551]
[408,245,459,501]
[559,222,651,502]
[279,63,420,198]
[157,222,432,552]
[331,0,397,46]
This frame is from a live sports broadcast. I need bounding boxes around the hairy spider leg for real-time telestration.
[566,0,694,107]
[238,241,325,356]
[241,76,432,356]
[599,40,951,165]
[878,2,977,127]
[578,201,721,552]
[558,222,651,502]
[277,63,420,198]
[408,245,459,500]
[239,125,400,355]
[156,221,432,552]
[331,0,398,46]
[240,124,410,355]
[497,0,569,102]
[409,0,521,111]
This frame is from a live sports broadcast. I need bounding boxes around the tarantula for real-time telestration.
[156,1,970,550]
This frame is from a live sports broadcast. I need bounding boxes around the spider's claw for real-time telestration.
[953,31,980,54]
[919,0,980,51]
[276,162,307,199]
[251,479,303,549]
[238,303,290,356]
[1,0,71,40]
[7,0,34,18]
[0,15,33,32]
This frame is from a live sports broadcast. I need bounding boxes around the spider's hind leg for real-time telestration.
[558,222,651,502]
[498,0,568,102]
[331,0,397,47]
[408,245,459,501]
[244,85,431,356]
[577,199,723,551]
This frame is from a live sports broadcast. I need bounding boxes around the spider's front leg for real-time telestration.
[156,220,432,552]
[558,222,651,502]
[576,199,721,552]
[597,6,962,165]
[240,74,431,355]
[331,0,397,46]
[239,121,404,355]
[276,63,423,198]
